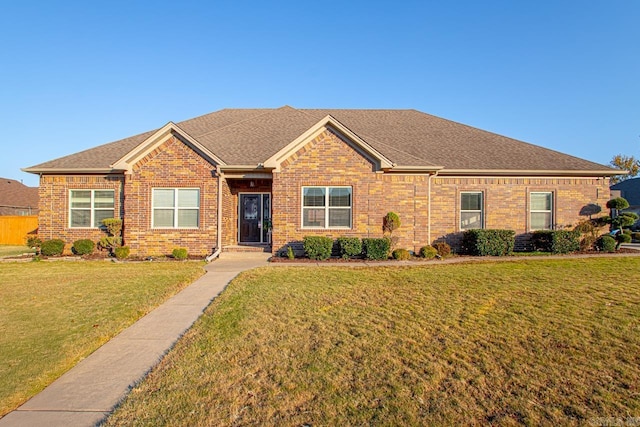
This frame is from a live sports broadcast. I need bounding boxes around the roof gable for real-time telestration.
[0,178,38,208]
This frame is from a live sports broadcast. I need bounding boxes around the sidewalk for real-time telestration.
[0,252,270,427]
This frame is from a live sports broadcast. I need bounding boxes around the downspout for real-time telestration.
[427,171,438,244]
[206,165,224,262]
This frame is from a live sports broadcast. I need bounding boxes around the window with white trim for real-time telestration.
[152,188,200,228]
[460,192,483,230]
[69,190,115,228]
[302,186,352,228]
[530,192,553,230]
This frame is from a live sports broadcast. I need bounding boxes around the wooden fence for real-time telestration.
[0,216,38,245]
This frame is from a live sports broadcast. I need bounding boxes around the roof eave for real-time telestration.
[438,169,620,177]
[21,167,127,175]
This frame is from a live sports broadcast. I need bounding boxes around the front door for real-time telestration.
[239,193,270,243]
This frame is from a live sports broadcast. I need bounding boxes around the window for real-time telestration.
[530,192,553,230]
[152,188,200,228]
[460,192,483,230]
[302,186,352,228]
[69,190,115,228]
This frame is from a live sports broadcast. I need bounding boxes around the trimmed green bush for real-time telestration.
[632,232,640,241]
[172,248,188,260]
[463,229,515,256]
[287,245,295,260]
[362,238,391,260]
[392,248,411,260]
[114,246,130,259]
[432,241,451,257]
[383,212,401,234]
[596,235,616,253]
[72,239,95,255]
[419,245,438,259]
[26,236,42,248]
[617,233,632,244]
[531,230,580,254]
[303,236,333,260]
[336,237,362,259]
[40,239,65,256]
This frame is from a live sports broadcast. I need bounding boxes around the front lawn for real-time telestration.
[106,257,640,426]
[0,260,204,416]
[0,245,36,257]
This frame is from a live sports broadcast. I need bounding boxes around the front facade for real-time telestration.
[25,107,616,257]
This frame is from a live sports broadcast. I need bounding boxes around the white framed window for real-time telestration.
[152,188,200,228]
[530,192,553,230]
[69,190,115,228]
[460,192,483,230]
[302,186,352,228]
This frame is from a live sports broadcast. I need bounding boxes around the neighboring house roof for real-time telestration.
[23,106,617,175]
[0,178,39,210]
[611,178,640,206]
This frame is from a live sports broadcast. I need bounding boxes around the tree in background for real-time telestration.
[609,154,640,184]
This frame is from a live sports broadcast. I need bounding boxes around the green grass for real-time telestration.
[0,245,36,257]
[106,257,640,426]
[0,260,204,416]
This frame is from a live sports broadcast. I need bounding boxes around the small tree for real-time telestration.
[382,212,401,251]
[605,197,638,230]
[98,218,123,256]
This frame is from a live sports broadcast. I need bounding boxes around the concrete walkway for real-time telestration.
[0,252,270,427]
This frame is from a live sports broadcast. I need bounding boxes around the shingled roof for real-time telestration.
[24,106,616,175]
[0,178,39,214]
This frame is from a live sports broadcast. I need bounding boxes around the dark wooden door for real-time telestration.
[239,194,261,242]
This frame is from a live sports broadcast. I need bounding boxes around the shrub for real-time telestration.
[40,239,65,256]
[362,238,391,260]
[303,236,333,260]
[336,237,362,259]
[632,232,640,241]
[463,229,515,256]
[114,246,130,259]
[419,245,438,259]
[392,248,411,260]
[26,236,42,248]
[531,230,580,254]
[432,241,451,257]
[383,212,401,234]
[287,245,295,260]
[606,197,630,210]
[99,218,123,255]
[617,233,632,244]
[596,235,616,253]
[72,239,95,255]
[172,248,188,260]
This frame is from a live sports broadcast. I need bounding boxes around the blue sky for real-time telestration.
[1,0,638,187]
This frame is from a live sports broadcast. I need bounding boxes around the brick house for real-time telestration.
[0,178,39,216]
[23,106,617,257]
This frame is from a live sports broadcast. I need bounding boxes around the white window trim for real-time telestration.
[69,189,115,228]
[301,186,352,229]
[152,188,200,229]
[460,191,484,231]
[530,191,554,231]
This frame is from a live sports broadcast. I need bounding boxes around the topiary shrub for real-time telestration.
[531,230,580,254]
[99,218,123,255]
[617,233,632,244]
[383,212,401,250]
[463,229,515,256]
[362,238,391,260]
[303,236,334,260]
[172,248,188,260]
[287,245,295,259]
[336,237,362,259]
[114,246,130,259]
[40,239,65,256]
[419,245,437,259]
[392,248,411,260]
[72,239,95,255]
[432,241,451,257]
[596,235,616,253]
[632,232,640,242]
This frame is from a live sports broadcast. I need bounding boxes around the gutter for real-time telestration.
[205,165,224,263]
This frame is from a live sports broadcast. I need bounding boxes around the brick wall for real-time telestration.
[430,176,611,250]
[271,129,431,254]
[124,135,218,257]
[38,174,124,252]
